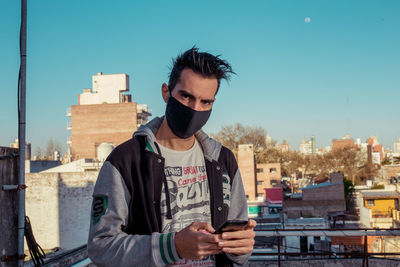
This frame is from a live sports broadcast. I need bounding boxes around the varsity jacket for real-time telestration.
[87,117,250,267]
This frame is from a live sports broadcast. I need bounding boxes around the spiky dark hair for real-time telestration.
[168,47,234,94]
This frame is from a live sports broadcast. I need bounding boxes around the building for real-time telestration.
[238,144,283,201]
[299,138,312,155]
[10,138,31,160]
[256,163,282,190]
[280,140,290,153]
[67,72,151,161]
[367,136,383,164]
[394,137,400,155]
[299,136,316,155]
[359,189,400,228]
[283,173,346,218]
[332,135,356,152]
[238,144,257,200]
[284,218,329,254]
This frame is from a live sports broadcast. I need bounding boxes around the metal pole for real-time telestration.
[277,235,281,267]
[362,235,368,267]
[18,0,27,266]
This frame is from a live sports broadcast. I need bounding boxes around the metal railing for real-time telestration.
[251,228,400,267]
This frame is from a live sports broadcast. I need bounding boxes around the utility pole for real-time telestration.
[17,0,27,266]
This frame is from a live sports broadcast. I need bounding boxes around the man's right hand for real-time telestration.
[174,222,222,260]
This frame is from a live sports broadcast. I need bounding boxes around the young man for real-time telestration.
[88,47,256,267]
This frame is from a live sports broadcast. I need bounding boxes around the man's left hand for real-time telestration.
[217,219,256,255]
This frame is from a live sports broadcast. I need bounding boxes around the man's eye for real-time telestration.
[182,94,190,99]
[202,100,212,105]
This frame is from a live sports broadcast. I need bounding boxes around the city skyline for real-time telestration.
[1,0,399,152]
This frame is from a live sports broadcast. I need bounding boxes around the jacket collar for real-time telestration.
[134,116,222,162]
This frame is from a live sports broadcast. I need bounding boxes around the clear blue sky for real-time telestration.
[1,0,399,153]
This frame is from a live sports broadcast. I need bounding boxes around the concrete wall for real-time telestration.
[25,160,61,173]
[360,205,372,227]
[302,183,344,202]
[70,102,137,160]
[25,171,98,250]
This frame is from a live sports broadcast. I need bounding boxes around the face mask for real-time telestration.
[165,96,212,139]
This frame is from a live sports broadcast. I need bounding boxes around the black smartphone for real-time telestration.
[214,220,248,234]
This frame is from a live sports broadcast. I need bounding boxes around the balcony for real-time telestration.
[67,121,72,130]
[66,107,71,117]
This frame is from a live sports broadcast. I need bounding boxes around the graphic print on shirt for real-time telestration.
[161,165,211,232]
[158,140,215,267]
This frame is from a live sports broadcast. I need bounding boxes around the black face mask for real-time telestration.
[165,96,212,139]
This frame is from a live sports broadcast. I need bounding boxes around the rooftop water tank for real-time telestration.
[97,142,115,162]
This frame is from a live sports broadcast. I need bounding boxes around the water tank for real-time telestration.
[97,143,115,162]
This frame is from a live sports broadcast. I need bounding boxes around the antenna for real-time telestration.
[346,96,350,134]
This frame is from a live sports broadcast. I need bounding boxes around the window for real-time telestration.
[256,168,263,173]
[270,180,278,186]
[366,199,375,207]
[269,168,277,173]
[256,180,264,185]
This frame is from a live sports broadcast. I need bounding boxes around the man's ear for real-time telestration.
[161,83,169,103]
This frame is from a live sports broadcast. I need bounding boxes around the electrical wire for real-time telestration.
[24,216,46,266]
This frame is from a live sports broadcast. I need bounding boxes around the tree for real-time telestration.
[343,177,355,211]
[44,138,64,160]
[212,123,268,157]
[45,139,55,159]
[34,146,43,159]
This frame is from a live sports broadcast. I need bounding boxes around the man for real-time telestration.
[88,47,256,267]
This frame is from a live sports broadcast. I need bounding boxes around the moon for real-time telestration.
[305,17,311,23]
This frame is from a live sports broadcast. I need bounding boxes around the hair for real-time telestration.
[168,46,234,94]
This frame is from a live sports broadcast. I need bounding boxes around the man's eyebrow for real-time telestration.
[177,89,195,98]
[177,89,215,102]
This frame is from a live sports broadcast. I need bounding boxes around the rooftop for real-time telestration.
[361,190,400,199]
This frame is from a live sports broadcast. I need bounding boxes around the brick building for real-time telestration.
[67,72,151,161]
[238,144,257,200]
[332,138,356,152]
[283,173,346,218]
[238,144,282,200]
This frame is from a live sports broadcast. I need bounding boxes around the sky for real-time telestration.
[1,0,399,154]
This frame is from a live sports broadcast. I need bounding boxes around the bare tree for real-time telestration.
[34,146,43,159]
[45,138,55,159]
[212,123,268,157]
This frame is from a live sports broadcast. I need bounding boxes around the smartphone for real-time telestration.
[214,220,248,234]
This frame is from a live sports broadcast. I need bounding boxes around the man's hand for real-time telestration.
[218,219,256,255]
[175,222,222,260]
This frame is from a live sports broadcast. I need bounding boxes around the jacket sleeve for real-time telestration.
[87,161,180,267]
[226,168,252,266]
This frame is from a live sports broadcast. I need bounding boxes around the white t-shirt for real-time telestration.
[158,139,215,267]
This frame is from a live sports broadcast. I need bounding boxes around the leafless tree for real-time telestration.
[212,123,268,157]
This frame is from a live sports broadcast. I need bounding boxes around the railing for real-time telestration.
[372,210,393,218]
[251,228,400,266]
[66,107,71,116]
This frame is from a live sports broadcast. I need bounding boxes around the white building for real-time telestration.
[299,137,313,155]
[393,138,400,155]
[79,72,129,105]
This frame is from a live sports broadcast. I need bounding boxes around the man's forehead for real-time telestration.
[174,69,218,96]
